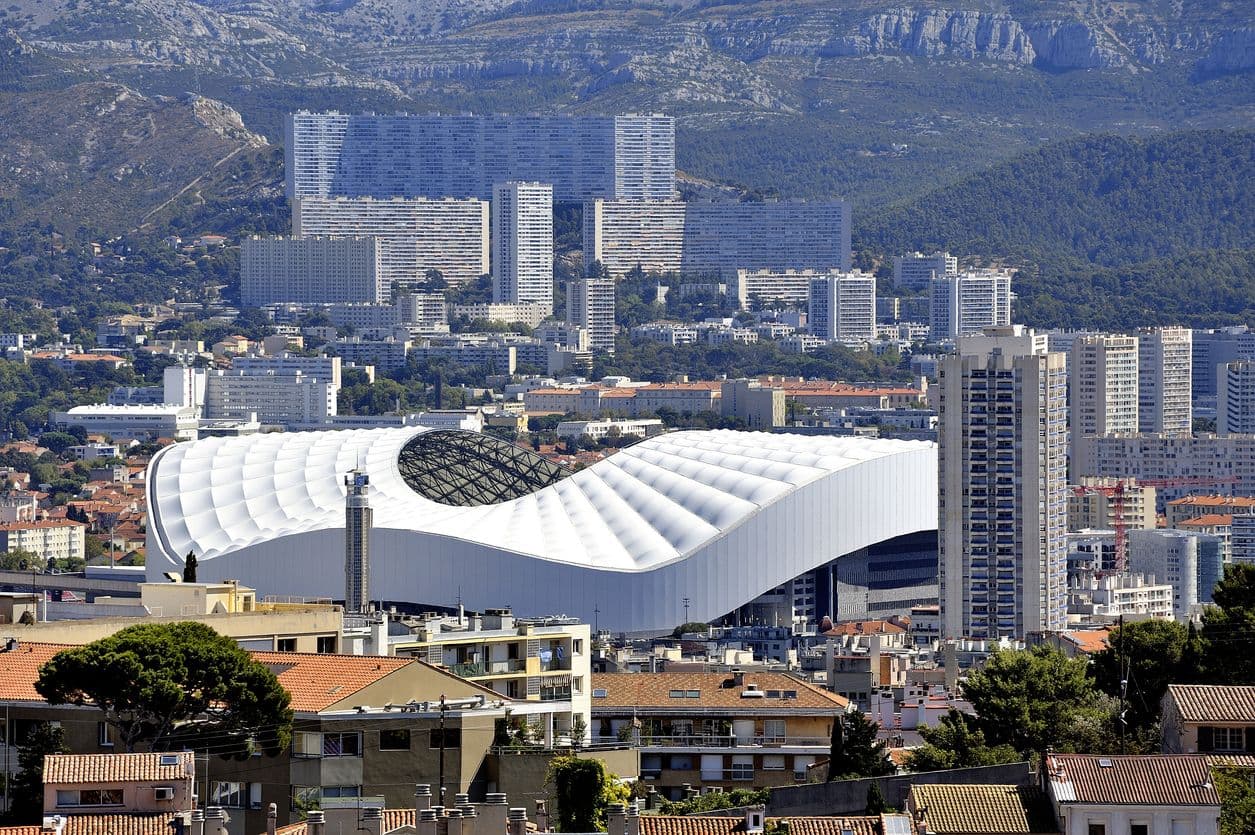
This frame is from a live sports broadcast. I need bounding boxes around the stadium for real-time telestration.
[146,428,938,633]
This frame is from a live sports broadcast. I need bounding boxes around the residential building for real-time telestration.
[1078,435,1255,502]
[1217,359,1255,434]
[451,302,551,328]
[1044,754,1220,835]
[807,271,876,343]
[232,353,342,389]
[567,277,616,353]
[939,326,1068,640]
[203,371,337,428]
[1068,334,1139,482]
[1127,528,1224,619]
[409,341,516,375]
[928,271,1012,342]
[591,671,849,797]
[631,323,698,345]
[51,405,198,441]
[583,199,852,278]
[1165,494,1255,527]
[492,182,554,313]
[42,752,195,818]
[1067,477,1156,533]
[1138,326,1192,435]
[1068,573,1175,621]
[66,442,120,462]
[735,269,825,309]
[292,197,490,289]
[1230,514,1255,564]
[1160,684,1255,754]
[0,519,86,563]
[536,323,589,352]
[555,418,665,441]
[1174,514,1232,563]
[241,236,382,306]
[721,379,785,430]
[906,784,1058,835]
[322,338,411,372]
[1192,326,1255,400]
[285,112,675,202]
[893,251,958,291]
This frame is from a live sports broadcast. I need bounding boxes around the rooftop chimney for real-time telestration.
[508,807,529,835]
[478,793,509,835]
[447,807,464,835]
[416,783,433,815]
[362,807,385,835]
[306,810,326,835]
[625,801,640,835]
[418,809,439,835]
[535,799,549,833]
[267,803,278,835]
[606,803,626,835]
[345,468,372,613]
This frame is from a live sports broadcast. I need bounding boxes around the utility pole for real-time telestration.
[437,694,447,807]
[682,597,690,624]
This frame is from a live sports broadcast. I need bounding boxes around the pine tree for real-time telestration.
[182,550,197,583]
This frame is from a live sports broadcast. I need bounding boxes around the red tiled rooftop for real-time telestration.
[44,751,194,784]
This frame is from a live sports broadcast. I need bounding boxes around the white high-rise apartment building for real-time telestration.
[1128,528,1224,619]
[285,112,675,202]
[583,199,851,278]
[1069,334,1139,482]
[203,370,337,427]
[807,271,876,343]
[735,269,823,309]
[567,277,616,354]
[894,251,958,291]
[939,325,1068,640]
[928,271,1012,342]
[492,182,554,312]
[241,236,381,306]
[1138,326,1192,435]
[293,197,489,291]
[232,353,343,389]
[1218,359,1255,434]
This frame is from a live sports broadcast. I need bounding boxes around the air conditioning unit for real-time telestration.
[154,787,175,801]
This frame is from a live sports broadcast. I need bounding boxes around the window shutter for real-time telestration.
[1246,727,1255,753]
[1198,726,1214,752]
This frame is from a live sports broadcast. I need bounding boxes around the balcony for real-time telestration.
[594,734,828,749]
[449,658,527,677]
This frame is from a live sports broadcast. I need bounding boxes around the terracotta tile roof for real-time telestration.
[908,785,1057,834]
[1168,495,1255,509]
[0,814,178,835]
[824,620,906,636]
[1167,685,1255,723]
[0,519,87,530]
[592,672,848,712]
[250,651,414,712]
[638,817,881,835]
[43,751,193,784]
[1063,629,1110,655]
[1047,754,1221,806]
[276,809,419,835]
[0,642,71,701]
[1208,754,1255,769]
[1177,514,1233,527]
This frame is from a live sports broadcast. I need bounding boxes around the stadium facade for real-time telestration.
[146,428,937,633]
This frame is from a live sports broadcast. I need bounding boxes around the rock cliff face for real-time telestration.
[843,9,1036,63]
[1197,28,1255,74]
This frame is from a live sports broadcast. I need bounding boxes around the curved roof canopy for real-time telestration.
[397,430,571,507]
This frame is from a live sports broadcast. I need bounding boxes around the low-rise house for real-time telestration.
[1160,684,1255,754]
[592,671,848,797]
[1044,754,1220,835]
[907,784,1059,835]
[42,752,195,817]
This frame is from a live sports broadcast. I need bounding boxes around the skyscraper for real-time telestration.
[939,326,1067,640]
[893,251,958,291]
[1218,359,1255,434]
[1069,334,1139,482]
[928,271,1012,342]
[344,469,372,613]
[567,277,616,354]
[492,182,554,313]
[807,271,877,343]
[1138,326,1193,435]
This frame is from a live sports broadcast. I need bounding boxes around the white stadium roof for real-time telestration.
[147,427,938,632]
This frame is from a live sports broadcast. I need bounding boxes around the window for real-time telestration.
[322,732,361,757]
[731,756,754,781]
[276,638,297,652]
[1213,727,1245,752]
[668,755,693,771]
[98,722,114,747]
[592,688,608,699]
[430,728,461,749]
[763,720,786,741]
[1131,825,1149,835]
[322,786,360,799]
[573,676,584,694]
[316,636,336,653]
[56,789,124,807]
[762,755,786,771]
[210,782,246,809]
[293,732,321,758]
[572,639,583,654]
[292,786,318,811]
[380,729,411,751]
[1088,825,1106,835]
[250,783,263,811]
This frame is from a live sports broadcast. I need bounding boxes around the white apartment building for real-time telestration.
[492,182,554,312]
[1229,514,1255,564]
[163,365,207,411]
[939,326,1068,640]
[1128,528,1225,619]
[292,196,489,290]
[807,271,876,343]
[286,112,675,202]
[555,418,665,441]
[323,338,412,372]
[203,371,337,427]
[536,323,589,351]
[1069,334,1139,482]
[893,251,958,291]
[451,302,551,329]
[1079,434,1255,502]
[0,519,86,564]
[52,404,198,441]
[232,353,342,389]
[241,236,381,306]
[583,199,852,278]
[567,277,616,354]
[928,271,1012,342]
[735,269,823,309]
[1138,326,1192,434]
[1079,573,1175,620]
[1193,326,1255,399]
[1217,359,1255,434]
[630,322,698,345]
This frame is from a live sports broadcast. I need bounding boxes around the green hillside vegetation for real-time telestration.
[858,130,1255,266]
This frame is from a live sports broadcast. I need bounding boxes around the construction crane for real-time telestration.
[1072,476,1242,573]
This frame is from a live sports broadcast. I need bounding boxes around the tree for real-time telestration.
[864,783,888,815]
[671,622,709,638]
[6,722,67,823]
[548,756,629,831]
[905,709,1019,772]
[0,549,45,571]
[182,550,198,583]
[962,646,1108,756]
[1091,619,1190,733]
[826,710,893,780]
[1201,563,1255,685]
[1214,764,1255,835]
[36,622,292,757]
